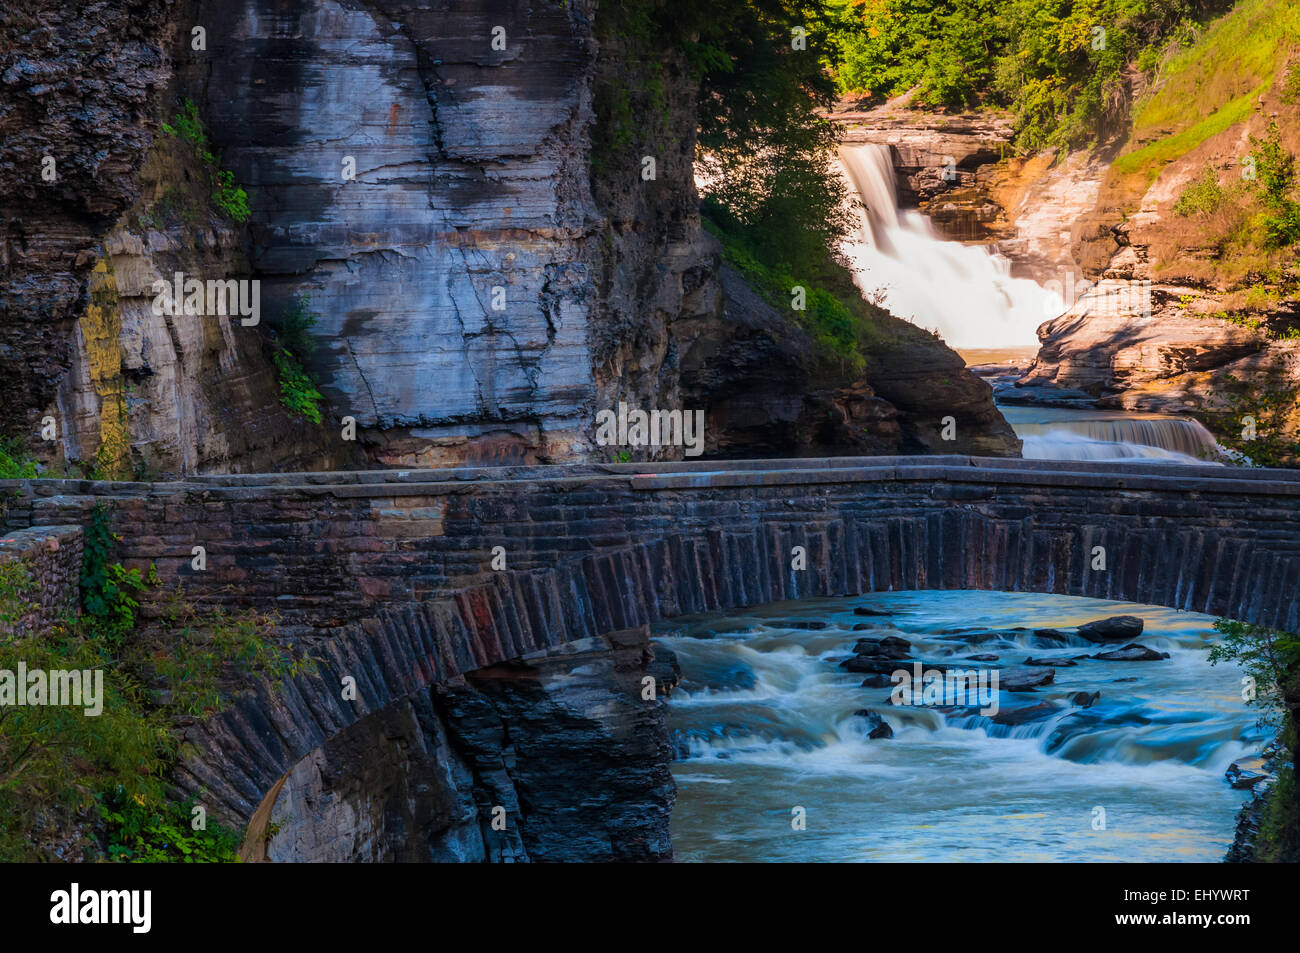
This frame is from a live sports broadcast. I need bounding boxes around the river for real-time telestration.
[658,590,1265,862]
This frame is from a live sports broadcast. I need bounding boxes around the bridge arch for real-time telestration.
[9,456,1300,852]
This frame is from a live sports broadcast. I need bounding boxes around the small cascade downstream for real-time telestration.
[1000,406,1226,465]
[836,144,1062,349]
[659,591,1264,862]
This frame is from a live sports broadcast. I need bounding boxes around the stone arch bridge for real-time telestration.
[6,456,1299,860]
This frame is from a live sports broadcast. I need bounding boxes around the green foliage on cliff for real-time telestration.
[0,510,302,861]
[0,437,38,480]
[80,503,152,644]
[270,297,325,425]
[1209,617,1300,862]
[825,0,1235,151]
[161,99,251,223]
[1209,618,1300,729]
[1250,121,1300,247]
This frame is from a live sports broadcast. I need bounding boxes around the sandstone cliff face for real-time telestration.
[260,628,675,863]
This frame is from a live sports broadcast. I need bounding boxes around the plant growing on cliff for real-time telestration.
[0,437,38,480]
[80,503,154,645]
[160,99,251,224]
[268,297,324,425]
[1215,359,1300,467]
[99,790,243,863]
[1209,618,1300,729]
[1249,121,1300,248]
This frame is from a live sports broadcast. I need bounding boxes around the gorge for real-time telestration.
[0,0,1297,866]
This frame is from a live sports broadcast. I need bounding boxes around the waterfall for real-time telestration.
[1000,406,1226,464]
[836,144,1063,348]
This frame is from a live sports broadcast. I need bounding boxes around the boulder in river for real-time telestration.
[1023,656,1077,667]
[1076,615,1145,642]
[1032,628,1069,641]
[852,634,911,659]
[860,674,893,688]
[1091,643,1169,662]
[779,620,828,630]
[998,666,1056,692]
[1225,763,1273,790]
[852,710,894,739]
[991,702,1059,726]
[966,653,999,661]
[1068,691,1101,708]
[853,607,893,617]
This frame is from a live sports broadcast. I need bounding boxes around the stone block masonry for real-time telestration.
[0,525,83,636]
[4,455,1300,841]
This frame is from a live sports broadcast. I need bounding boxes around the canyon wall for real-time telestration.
[3,0,1018,475]
[256,629,675,863]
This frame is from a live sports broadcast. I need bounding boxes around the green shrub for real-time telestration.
[0,539,300,860]
[99,790,243,863]
[79,503,152,645]
[269,298,324,424]
[0,437,38,479]
[161,99,251,223]
[1248,122,1300,247]
[1209,618,1300,728]
[1173,167,1227,217]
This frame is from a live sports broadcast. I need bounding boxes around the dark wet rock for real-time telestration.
[1226,789,1269,862]
[1023,656,1078,667]
[991,702,1059,726]
[778,620,828,630]
[860,674,894,688]
[1076,615,1145,642]
[646,643,682,697]
[1113,677,1140,683]
[852,710,894,739]
[966,653,999,661]
[853,607,893,617]
[853,635,911,658]
[1091,643,1169,662]
[1069,691,1101,708]
[841,656,907,674]
[851,622,879,631]
[1032,628,1069,641]
[1225,763,1273,790]
[998,666,1056,692]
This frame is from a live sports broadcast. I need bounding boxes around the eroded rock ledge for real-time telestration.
[251,627,675,863]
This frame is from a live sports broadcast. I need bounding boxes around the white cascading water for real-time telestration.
[662,592,1264,862]
[837,144,1228,464]
[999,407,1226,465]
[836,144,1064,349]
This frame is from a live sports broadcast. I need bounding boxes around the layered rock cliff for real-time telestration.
[253,627,675,863]
[3,0,1019,474]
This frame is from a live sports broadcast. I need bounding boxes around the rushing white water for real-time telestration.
[1001,406,1226,464]
[837,144,1063,348]
[659,591,1264,862]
